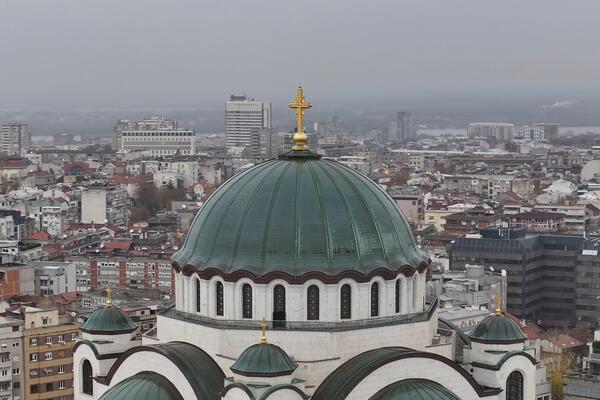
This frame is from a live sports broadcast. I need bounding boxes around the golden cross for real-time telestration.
[260,318,268,344]
[106,285,112,307]
[288,86,312,151]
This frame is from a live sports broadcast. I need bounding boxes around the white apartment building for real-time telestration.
[514,125,545,141]
[0,123,31,155]
[120,129,195,156]
[467,122,514,142]
[225,95,271,155]
[81,187,129,227]
[112,116,177,150]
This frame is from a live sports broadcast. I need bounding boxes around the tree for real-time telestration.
[389,172,410,186]
[545,351,575,400]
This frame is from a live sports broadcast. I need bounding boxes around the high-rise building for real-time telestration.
[467,122,514,142]
[396,112,412,141]
[225,95,271,155]
[0,123,31,155]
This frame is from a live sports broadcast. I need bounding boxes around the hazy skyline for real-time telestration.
[1,0,600,110]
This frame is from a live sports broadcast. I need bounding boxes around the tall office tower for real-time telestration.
[225,95,272,155]
[81,186,130,226]
[513,125,546,141]
[533,123,560,141]
[112,116,178,150]
[467,122,514,142]
[0,123,31,154]
[396,112,412,141]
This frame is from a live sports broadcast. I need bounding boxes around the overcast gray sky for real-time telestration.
[1,0,599,109]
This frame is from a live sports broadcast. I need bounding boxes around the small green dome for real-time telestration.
[372,379,460,400]
[173,154,428,280]
[100,372,182,400]
[80,305,137,334]
[469,314,527,344]
[230,342,297,377]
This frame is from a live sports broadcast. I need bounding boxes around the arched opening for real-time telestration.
[82,359,93,395]
[307,285,319,320]
[506,371,524,400]
[395,279,401,313]
[195,279,201,313]
[242,284,252,319]
[340,284,352,320]
[273,285,286,327]
[371,282,379,317]
[216,281,224,316]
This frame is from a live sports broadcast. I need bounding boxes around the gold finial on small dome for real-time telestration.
[288,86,312,151]
[260,318,268,344]
[495,291,502,316]
[105,285,113,307]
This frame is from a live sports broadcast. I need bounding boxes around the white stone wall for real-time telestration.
[175,271,425,322]
[98,351,196,399]
[154,307,438,392]
[470,354,536,400]
[346,357,491,400]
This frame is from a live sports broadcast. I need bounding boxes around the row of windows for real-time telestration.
[30,380,67,394]
[30,333,75,346]
[194,279,414,320]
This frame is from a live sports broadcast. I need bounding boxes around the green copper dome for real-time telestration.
[230,342,297,377]
[469,314,527,344]
[371,379,460,400]
[173,154,428,280]
[100,372,182,400]
[80,306,138,334]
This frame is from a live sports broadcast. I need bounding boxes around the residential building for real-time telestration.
[508,211,565,233]
[81,187,129,227]
[390,192,424,221]
[467,123,514,142]
[17,307,78,400]
[0,124,31,155]
[533,123,559,141]
[225,95,271,155]
[513,125,545,141]
[443,207,502,236]
[0,316,24,400]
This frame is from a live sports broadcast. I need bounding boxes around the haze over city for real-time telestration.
[2,0,600,134]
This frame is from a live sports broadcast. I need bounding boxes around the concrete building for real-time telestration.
[513,125,545,141]
[33,263,78,296]
[449,228,600,327]
[16,307,79,400]
[533,123,559,141]
[467,123,514,142]
[81,187,129,227]
[396,111,412,141]
[0,316,24,400]
[112,116,177,151]
[0,124,31,155]
[120,129,195,156]
[225,95,271,155]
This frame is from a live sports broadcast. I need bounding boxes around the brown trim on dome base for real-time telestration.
[80,327,138,335]
[470,338,527,345]
[172,261,429,284]
[230,368,296,378]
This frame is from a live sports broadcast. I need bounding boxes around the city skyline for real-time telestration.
[1,0,600,109]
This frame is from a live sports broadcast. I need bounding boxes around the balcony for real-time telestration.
[160,298,438,332]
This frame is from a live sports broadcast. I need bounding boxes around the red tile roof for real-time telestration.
[25,231,50,241]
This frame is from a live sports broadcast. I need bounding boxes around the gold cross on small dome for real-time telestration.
[260,318,268,344]
[288,86,312,151]
[106,285,113,307]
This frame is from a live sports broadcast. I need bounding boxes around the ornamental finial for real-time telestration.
[288,86,312,151]
[495,291,502,316]
[260,318,268,344]
[106,285,112,307]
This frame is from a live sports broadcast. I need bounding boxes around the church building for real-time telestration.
[74,88,544,400]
